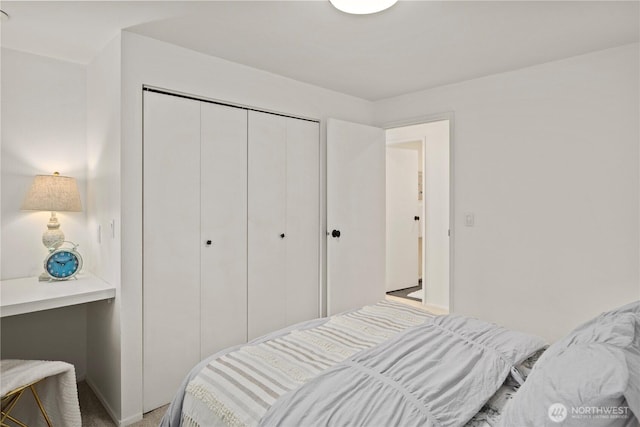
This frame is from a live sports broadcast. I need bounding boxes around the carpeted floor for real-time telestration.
[78,381,168,426]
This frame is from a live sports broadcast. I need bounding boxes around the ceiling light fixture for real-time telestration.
[329,0,398,15]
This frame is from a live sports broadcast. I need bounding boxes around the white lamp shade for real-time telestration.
[330,0,398,14]
[22,173,82,212]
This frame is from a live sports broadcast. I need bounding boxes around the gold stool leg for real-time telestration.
[29,385,53,427]
[1,388,27,427]
[1,380,54,427]
[2,413,29,427]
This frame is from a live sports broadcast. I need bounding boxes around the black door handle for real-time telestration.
[414,216,420,221]
[331,229,341,238]
[205,240,212,246]
[280,233,285,239]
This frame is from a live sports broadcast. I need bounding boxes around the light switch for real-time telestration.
[465,213,475,227]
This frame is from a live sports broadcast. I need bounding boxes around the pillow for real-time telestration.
[499,302,640,427]
[601,300,640,317]
[433,314,548,365]
[548,301,640,354]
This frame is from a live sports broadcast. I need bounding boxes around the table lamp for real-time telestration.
[21,171,82,251]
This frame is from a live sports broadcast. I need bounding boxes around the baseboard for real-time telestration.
[422,302,449,315]
[120,412,144,426]
[385,295,449,315]
[385,294,424,309]
[84,377,143,426]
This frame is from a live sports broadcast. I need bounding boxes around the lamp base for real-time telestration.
[43,212,64,250]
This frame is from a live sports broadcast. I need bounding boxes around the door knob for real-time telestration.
[331,229,341,238]
[205,240,212,246]
[280,233,285,239]
[414,216,420,221]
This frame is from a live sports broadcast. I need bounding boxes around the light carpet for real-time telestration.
[78,381,167,426]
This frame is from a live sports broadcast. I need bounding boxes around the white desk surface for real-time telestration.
[0,272,116,318]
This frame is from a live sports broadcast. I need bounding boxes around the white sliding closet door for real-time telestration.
[248,111,287,340]
[200,103,248,358]
[285,118,320,325]
[144,91,320,409]
[248,112,320,340]
[143,91,201,412]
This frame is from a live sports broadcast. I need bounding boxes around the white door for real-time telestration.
[424,120,450,309]
[386,147,419,292]
[247,111,287,340]
[200,103,248,358]
[327,118,385,316]
[248,112,320,339]
[285,118,320,326]
[143,91,201,412]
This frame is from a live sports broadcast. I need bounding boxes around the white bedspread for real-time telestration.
[260,314,546,427]
[1,359,81,427]
[173,301,546,427]
[179,300,432,426]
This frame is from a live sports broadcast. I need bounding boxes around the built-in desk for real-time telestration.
[0,273,116,317]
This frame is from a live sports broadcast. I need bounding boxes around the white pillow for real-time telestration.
[499,303,640,427]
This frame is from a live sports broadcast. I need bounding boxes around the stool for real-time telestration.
[0,360,81,427]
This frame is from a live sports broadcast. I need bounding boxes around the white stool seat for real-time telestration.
[1,360,81,426]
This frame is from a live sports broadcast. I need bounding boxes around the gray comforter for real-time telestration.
[259,314,545,427]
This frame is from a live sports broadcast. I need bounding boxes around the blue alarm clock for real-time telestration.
[44,241,83,281]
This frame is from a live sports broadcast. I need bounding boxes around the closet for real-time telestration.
[142,90,320,411]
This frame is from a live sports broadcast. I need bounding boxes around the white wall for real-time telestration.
[0,41,124,423]
[0,48,89,378]
[86,35,123,423]
[375,44,640,342]
[118,31,375,422]
[1,48,88,279]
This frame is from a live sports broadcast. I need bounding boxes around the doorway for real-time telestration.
[385,120,450,313]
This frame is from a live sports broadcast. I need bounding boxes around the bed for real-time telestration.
[161,299,640,427]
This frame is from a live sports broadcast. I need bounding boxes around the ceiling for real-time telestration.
[1,1,638,100]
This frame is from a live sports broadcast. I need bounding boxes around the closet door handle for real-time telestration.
[205,240,212,246]
[331,229,341,238]
[414,216,420,221]
[280,233,285,239]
